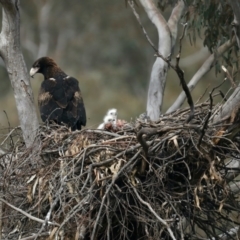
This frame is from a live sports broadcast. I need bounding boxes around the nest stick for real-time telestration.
[91,151,139,240]
[132,187,177,240]
[0,198,59,226]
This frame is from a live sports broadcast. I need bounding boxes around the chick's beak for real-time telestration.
[29,67,39,78]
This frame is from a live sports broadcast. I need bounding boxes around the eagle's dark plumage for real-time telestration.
[30,57,86,130]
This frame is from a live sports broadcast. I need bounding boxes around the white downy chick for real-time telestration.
[106,108,117,127]
[97,115,116,129]
[106,108,117,118]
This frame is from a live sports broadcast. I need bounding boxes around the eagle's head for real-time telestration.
[30,57,57,78]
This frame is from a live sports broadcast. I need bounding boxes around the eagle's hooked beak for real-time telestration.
[30,67,39,78]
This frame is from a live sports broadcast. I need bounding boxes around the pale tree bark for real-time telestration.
[0,0,39,147]
[214,0,240,122]
[167,39,236,113]
[139,0,185,121]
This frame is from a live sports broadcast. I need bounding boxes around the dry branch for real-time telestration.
[167,38,236,113]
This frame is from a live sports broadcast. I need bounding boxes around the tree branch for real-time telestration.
[137,0,171,120]
[0,198,59,226]
[213,82,240,123]
[167,38,236,113]
[168,0,186,50]
[132,187,177,240]
[0,0,39,147]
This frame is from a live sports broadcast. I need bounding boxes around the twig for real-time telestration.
[137,128,157,156]
[86,129,120,137]
[33,176,65,240]
[3,110,14,146]
[132,187,177,240]
[106,194,111,240]
[0,127,20,146]
[55,186,94,236]
[219,90,227,102]
[198,90,214,147]
[19,233,49,240]
[128,0,158,53]
[221,65,237,88]
[0,198,59,226]
[91,151,139,240]
[175,23,194,123]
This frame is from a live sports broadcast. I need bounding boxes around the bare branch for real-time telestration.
[19,233,50,240]
[132,187,177,240]
[0,198,59,226]
[168,0,186,50]
[139,0,171,55]
[167,38,235,113]
[213,82,240,123]
[128,1,157,52]
[136,0,171,120]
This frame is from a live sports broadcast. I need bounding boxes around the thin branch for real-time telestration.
[0,198,59,226]
[171,23,194,122]
[213,81,240,123]
[19,233,50,240]
[128,1,157,52]
[168,0,186,50]
[167,38,236,113]
[197,79,225,146]
[198,90,213,147]
[138,0,171,55]
[33,177,64,240]
[132,187,177,240]
[91,151,139,240]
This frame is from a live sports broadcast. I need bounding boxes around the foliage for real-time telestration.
[157,0,237,74]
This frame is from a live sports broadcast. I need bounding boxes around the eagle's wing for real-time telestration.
[63,76,86,128]
[38,76,86,129]
[38,82,63,122]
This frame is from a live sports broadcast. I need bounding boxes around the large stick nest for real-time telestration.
[1,102,240,240]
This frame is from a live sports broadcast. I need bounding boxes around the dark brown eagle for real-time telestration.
[30,57,86,130]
